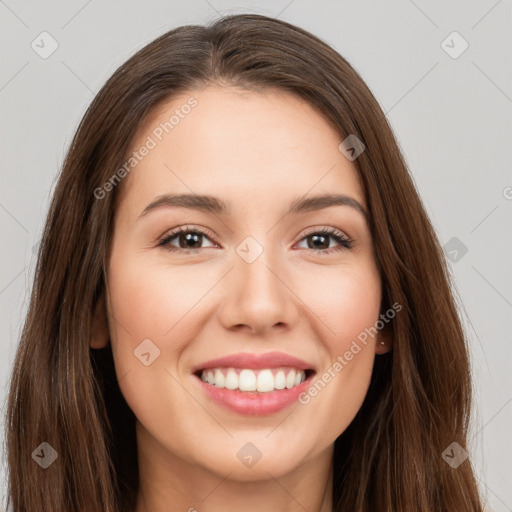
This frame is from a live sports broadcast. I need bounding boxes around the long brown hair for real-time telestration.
[4,13,484,511]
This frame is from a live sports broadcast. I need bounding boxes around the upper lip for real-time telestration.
[192,351,315,373]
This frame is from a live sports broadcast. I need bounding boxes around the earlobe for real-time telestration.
[375,327,393,355]
[91,294,109,349]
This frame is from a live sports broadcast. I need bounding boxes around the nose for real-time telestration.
[218,248,298,336]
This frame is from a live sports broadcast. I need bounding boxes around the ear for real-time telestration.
[375,321,393,355]
[91,294,109,349]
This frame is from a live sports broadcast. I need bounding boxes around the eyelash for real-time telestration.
[156,225,354,255]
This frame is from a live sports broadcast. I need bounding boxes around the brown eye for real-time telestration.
[157,226,217,253]
[296,228,354,254]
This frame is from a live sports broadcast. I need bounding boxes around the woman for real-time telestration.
[5,13,485,511]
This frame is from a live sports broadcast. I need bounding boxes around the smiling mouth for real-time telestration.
[193,367,316,393]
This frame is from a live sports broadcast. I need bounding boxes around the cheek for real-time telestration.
[292,262,381,438]
[107,252,214,348]
[295,260,381,348]
[334,276,381,346]
[105,246,229,416]
[105,250,213,435]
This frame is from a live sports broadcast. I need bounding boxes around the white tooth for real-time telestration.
[225,368,238,389]
[204,367,305,391]
[285,369,296,389]
[256,369,275,392]
[214,369,225,388]
[274,370,286,389]
[239,369,257,391]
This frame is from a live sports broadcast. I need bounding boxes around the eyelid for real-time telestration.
[295,225,350,243]
[156,224,219,247]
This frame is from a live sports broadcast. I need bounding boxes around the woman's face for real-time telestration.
[100,85,390,480]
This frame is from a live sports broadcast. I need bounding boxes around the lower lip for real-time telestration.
[195,373,314,416]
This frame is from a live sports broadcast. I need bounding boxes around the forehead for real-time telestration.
[117,85,366,219]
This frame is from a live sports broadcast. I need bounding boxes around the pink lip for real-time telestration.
[191,351,316,416]
[191,351,315,373]
[195,374,314,416]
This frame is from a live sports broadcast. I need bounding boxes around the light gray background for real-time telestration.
[1,1,511,510]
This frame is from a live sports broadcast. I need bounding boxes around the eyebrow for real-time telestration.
[138,193,369,221]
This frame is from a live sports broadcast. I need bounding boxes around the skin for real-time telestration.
[92,84,392,512]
